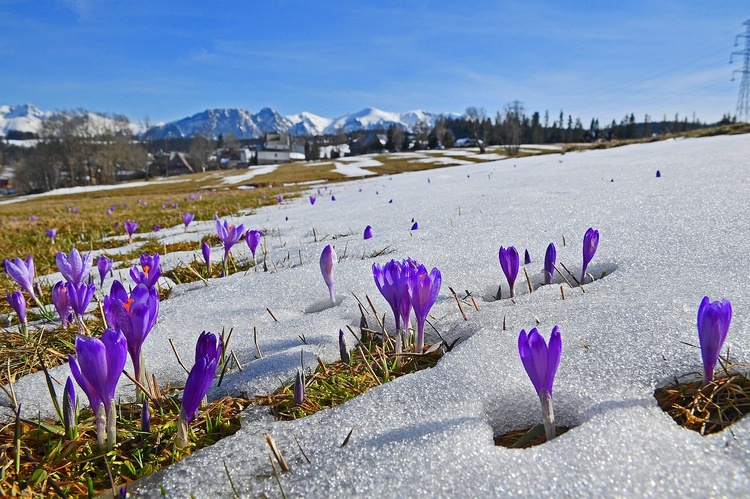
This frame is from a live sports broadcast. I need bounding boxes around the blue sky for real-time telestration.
[1,0,747,125]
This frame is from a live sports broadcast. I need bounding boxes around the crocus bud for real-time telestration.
[339,329,350,364]
[182,212,195,230]
[202,242,211,269]
[524,249,531,265]
[309,196,316,205]
[656,170,661,178]
[544,243,556,285]
[97,256,112,288]
[141,400,151,433]
[697,296,732,385]
[6,290,27,327]
[499,246,520,298]
[363,225,373,240]
[411,222,419,230]
[320,245,337,305]
[293,370,305,404]
[63,377,78,440]
[245,230,262,260]
[519,326,562,441]
[581,228,599,283]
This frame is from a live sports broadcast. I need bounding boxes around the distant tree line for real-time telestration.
[0,104,735,193]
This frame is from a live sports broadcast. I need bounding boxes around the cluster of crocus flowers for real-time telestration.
[544,243,557,285]
[177,331,223,447]
[245,230,262,265]
[519,326,562,441]
[215,217,245,275]
[320,245,338,305]
[69,329,127,450]
[130,253,162,289]
[104,281,160,394]
[580,228,599,283]
[696,296,732,385]
[372,258,441,353]
[499,246,520,299]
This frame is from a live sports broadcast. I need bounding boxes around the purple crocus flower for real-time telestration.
[182,212,195,230]
[519,325,562,441]
[524,249,531,265]
[56,248,93,285]
[411,222,419,230]
[63,377,78,439]
[581,228,600,283]
[4,256,38,303]
[544,243,557,285]
[309,196,316,205]
[141,400,150,433]
[294,370,306,404]
[201,242,211,270]
[172,203,178,209]
[320,245,337,305]
[6,290,27,328]
[499,246,520,298]
[331,195,336,201]
[152,224,161,232]
[277,195,283,203]
[45,228,57,244]
[373,260,401,330]
[52,281,73,327]
[656,170,661,178]
[697,296,732,385]
[363,225,373,239]
[130,253,161,289]
[28,215,39,222]
[245,230,262,263]
[68,282,96,317]
[124,221,138,242]
[215,218,245,263]
[97,256,112,287]
[105,282,159,390]
[409,265,441,353]
[68,328,127,450]
[177,331,222,447]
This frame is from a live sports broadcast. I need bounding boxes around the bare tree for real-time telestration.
[500,101,524,156]
[189,127,215,172]
[466,106,487,153]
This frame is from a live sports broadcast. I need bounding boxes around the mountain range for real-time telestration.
[1,104,454,141]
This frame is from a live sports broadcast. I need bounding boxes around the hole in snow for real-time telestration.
[482,261,618,302]
[654,371,750,436]
[494,425,572,448]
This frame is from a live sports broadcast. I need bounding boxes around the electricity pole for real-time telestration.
[730,19,750,122]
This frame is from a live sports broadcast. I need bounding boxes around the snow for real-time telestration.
[221,165,281,185]
[4,134,750,496]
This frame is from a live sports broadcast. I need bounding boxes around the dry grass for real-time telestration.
[654,371,750,435]
[257,335,442,420]
[0,392,250,497]
[494,425,571,449]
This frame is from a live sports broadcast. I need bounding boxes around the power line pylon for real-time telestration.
[730,19,750,122]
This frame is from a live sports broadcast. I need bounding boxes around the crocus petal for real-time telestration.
[697,296,732,382]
